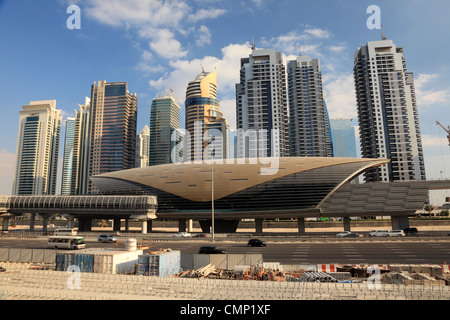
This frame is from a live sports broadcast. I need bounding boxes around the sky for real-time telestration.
[0,0,449,203]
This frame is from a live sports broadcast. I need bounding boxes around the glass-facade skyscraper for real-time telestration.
[330,119,357,158]
[82,81,138,194]
[12,100,62,195]
[149,91,180,166]
[61,117,76,195]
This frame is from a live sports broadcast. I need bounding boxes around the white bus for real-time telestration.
[48,236,86,250]
[53,228,77,236]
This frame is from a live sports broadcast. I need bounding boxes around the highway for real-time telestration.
[1,237,450,265]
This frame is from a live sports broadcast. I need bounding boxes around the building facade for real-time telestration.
[12,100,62,195]
[287,54,333,157]
[330,119,357,158]
[354,38,426,182]
[82,81,138,194]
[149,91,180,166]
[185,70,229,161]
[236,48,289,159]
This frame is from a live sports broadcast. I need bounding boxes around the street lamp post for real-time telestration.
[211,159,215,241]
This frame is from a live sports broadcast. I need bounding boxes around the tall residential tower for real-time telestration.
[354,38,426,182]
[12,100,62,195]
[287,54,333,157]
[236,48,289,158]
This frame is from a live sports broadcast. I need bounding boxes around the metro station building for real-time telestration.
[2,157,447,234]
[90,157,443,233]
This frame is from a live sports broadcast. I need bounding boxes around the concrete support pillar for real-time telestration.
[42,214,49,233]
[78,218,92,232]
[297,217,305,234]
[124,219,129,232]
[178,219,187,232]
[29,213,36,231]
[141,220,148,234]
[67,216,75,229]
[343,217,351,232]
[255,219,263,234]
[147,220,153,233]
[187,219,193,232]
[2,216,10,231]
[113,218,121,232]
[391,216,410,230]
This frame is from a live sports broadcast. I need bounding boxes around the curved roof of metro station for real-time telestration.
[92,157,389,203]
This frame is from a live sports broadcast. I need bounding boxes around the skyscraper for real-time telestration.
[61,117,76,195]
[236,48,289,158]
[83,81,138,194]
[61,97,91,195]
[185,70,229,161]
[136,125,150,168]
[354,38,426,182]
[287,54,333,157]
[12,100,62,195]
[149,90,180,166]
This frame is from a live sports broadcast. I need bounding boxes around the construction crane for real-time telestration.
[436,121,450,146]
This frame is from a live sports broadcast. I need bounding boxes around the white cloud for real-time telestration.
[188,8,227,22]
[150,43,251,100]
[422,134,449,147]
[196,25,211,47]
[415,73,450,107]
[323,73,357,120]
[148,29,188,59]
[304,28,330,39]
[86,0,189,28]
[149,43,252,130]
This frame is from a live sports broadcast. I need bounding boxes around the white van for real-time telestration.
[368,229,389,237]
[388,230,405,237]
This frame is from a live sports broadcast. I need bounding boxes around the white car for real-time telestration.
[368,229,390,237]
[388,230,405,237]
[173,232,191,238]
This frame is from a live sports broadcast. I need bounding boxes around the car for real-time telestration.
[247,239,266,247]
[403,227,418,235]
[97,234,117,243]
[336,231,363,238]
[368,229,390,237]
[198,246,227,254]
[193,233,207,238]
[388,230,405,237]
[173,232,192,238]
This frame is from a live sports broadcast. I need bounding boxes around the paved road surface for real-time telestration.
[1,238,449,265]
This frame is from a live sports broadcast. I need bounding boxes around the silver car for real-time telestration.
[98,234,118,243]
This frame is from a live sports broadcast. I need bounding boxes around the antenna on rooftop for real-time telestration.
[298,45,302,56]
[251,33,256,50]
[381,24,387,40]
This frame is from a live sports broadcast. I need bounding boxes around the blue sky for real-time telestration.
[1,0,450,202]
